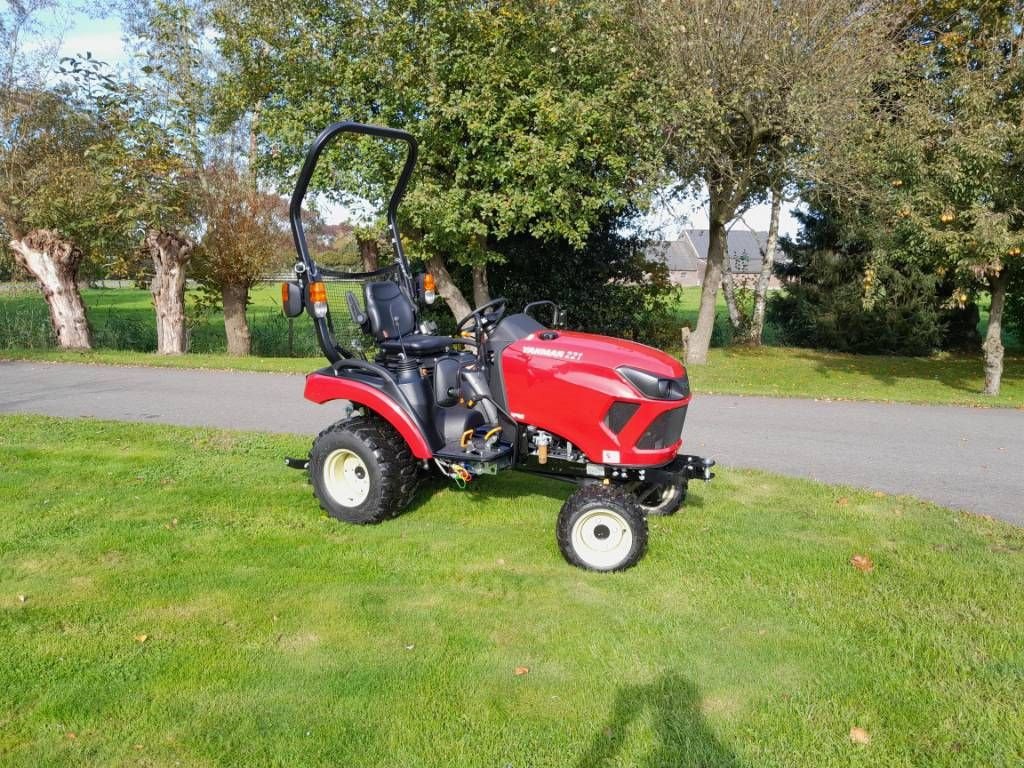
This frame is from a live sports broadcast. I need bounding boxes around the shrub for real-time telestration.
[0,293,54,348]
[487,223,676,349]
[769,250,944,356]
[91,311,157,351]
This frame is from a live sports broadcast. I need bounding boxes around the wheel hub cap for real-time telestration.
[322,449,371,507]
[571,508,633,569]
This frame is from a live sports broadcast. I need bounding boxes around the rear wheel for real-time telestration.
[556,484,647,572]
[634,479,687,517]
[309,415,419,524]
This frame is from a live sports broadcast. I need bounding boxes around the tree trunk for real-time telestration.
[357,233,380,272]
[982,269,1008,396]
[146,229,193,355]
[748,187,782,345]
[721,264,743,332]
[248,102,260,190]
[222,282,251,356]
[9,229,92,349]
[427,253,473,321]
[687,189,731,365]
[472,263,491,307]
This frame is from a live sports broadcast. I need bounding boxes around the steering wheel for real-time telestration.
[456,297,508,335]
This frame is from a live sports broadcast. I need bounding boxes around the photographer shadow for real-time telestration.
[576,672,743,768]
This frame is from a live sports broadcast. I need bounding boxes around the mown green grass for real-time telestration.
[2,414,1022,767]
[0,348,324,374]
[687,346,1024,409]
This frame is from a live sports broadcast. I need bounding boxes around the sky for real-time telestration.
[52,11,125,69]
[46,10,803,240]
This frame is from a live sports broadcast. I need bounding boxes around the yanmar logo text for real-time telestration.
[522,345,583,361]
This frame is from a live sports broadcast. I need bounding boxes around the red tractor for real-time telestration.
[282,122,714,571]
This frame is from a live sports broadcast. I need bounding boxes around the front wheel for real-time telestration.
[556,484,648,572]
[634,479,687,517]
[309,415,419,524]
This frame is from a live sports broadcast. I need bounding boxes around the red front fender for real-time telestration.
[304,372,434,459]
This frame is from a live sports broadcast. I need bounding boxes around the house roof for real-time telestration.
[648,238,701,271]
[646,229,776,274]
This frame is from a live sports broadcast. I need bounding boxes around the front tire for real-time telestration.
[556,484,648,572]
[635,479,687,517]
[309,416,419,524]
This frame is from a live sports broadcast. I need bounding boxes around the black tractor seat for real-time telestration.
[379,333,461,355]
[362,280,465,357]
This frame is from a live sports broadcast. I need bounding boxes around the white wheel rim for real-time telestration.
[570,507,634,569]
[322,449,371,508]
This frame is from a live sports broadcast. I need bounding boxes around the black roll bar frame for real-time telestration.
[288,121,419,361]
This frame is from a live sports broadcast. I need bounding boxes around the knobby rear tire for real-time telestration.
[308,415,419,524]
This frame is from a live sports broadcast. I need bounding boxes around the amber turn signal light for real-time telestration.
[309,282,328,303]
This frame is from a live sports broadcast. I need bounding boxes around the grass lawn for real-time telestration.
[687,346,1024,409]
[2,414,1022,767]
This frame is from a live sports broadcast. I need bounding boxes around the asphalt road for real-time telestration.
[2,360,1022,525]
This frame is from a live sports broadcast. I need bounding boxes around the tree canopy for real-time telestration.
[213,0,663,269]
[858,0,1024,393]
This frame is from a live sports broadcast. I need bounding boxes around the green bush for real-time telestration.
[91,311,157,351]
[1006,272,1024,344]
[769,250,944,356]
[0,295,54,349]
[487,222,677,349]
[249,309,323,357]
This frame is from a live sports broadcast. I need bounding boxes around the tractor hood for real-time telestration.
[511,330,684,379]
[500,329,690,465]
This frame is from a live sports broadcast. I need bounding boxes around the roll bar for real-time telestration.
[289,121,419,299]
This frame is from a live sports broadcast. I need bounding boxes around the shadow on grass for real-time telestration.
[408,469,708,513]
[789,347,1024,397]
[576,672,743,768]
[404,469,575,514]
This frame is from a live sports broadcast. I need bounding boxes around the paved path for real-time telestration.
[2,360,1022,525]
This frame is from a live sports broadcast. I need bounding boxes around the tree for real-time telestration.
[720,186,783,343]
[642,0,900,363]
[63,49,202,354]
[123,0,209,354]
[213,0,663,320]
[863,1,1024,395]
[770,201,946,355]
[193,163,291,355]
[0,2,129,349]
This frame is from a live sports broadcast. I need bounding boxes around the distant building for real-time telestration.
[647,229,782,287]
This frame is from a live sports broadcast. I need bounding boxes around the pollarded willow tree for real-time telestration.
[65,51,202,355]
[642,0,902,364]
[0,1,120,349]
[864,1,1024,396]
[213,0,665,320]
[122,0,210,354]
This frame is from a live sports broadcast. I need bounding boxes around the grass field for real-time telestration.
[2,414,1022,767]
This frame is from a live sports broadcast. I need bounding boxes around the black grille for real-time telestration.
[605,402,640,433]
[636,406,687,450]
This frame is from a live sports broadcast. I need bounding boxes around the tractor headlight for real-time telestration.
[617,366,690,400]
